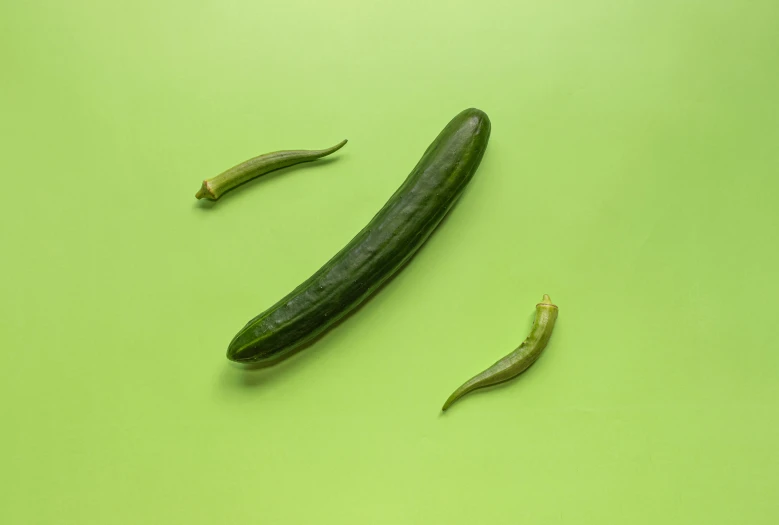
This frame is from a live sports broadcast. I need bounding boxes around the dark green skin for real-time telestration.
[227,108,492,363]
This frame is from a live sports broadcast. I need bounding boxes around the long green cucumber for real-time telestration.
[227,108,491,363]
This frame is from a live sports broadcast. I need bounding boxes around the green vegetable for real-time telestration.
[227,108,491,363]
[442,294,559,411]
[195,140,347,201]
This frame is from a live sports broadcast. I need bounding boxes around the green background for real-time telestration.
[2,0,778,523]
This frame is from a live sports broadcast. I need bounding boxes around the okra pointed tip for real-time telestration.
[441,391,461,412]
[327,139,348,153]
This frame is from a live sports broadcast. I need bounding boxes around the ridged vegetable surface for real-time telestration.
[195,140,347,201]
[227,108,491,363]
[442,294,559,411]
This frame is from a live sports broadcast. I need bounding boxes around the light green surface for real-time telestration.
[2,0,778,523]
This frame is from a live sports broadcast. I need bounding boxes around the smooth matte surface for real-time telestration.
[1,1,778,523]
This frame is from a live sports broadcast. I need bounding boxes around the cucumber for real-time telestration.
[227,108,491,363]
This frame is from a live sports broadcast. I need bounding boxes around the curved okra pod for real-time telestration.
[196,139,347,201]
[442,294,559,411]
